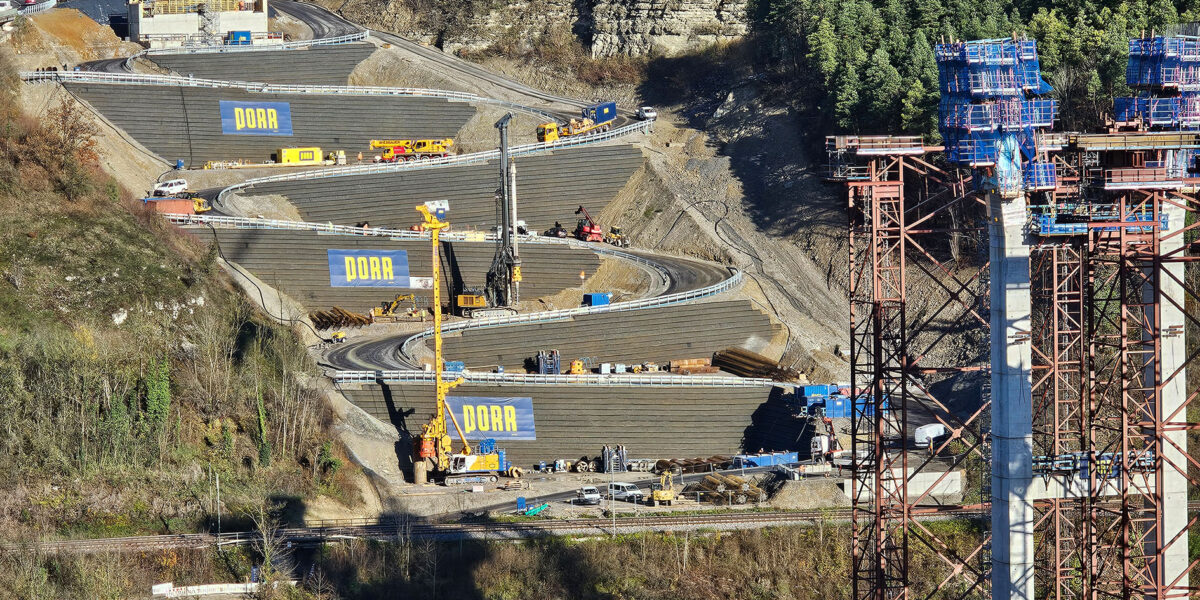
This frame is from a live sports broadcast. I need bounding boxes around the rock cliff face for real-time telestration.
[334,0,746,58]
[589,0,748,57]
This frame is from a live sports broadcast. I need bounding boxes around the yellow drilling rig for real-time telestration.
[410,201,513,486]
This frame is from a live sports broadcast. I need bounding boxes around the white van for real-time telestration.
[152,179,189,197]
[608,482,645,503]
[914,423,949,451]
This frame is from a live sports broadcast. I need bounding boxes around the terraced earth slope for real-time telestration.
[438,299,780,371]
[191,228,602,312]
[64,83,475,166]
[242,144,645,231]
[145,45,378,85]
[341,382,802,468]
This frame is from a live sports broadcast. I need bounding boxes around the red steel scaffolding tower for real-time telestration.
[829,90,1200,600]
[830,135,993,600]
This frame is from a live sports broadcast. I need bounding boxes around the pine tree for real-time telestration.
[807,18,839,89]
[908,30,939,91]
[834,63,862,131]
[862,48,903,130]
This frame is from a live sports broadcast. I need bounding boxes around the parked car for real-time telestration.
[152,179,189,197]
[636,106,658,120]
[608,482,645,503]
[576,486,602,505]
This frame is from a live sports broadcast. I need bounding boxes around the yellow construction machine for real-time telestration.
[650,471,677,507]
[370,139,454,162]
[411,201,513,486]
[568,359,586,375]
[370,293,426,323]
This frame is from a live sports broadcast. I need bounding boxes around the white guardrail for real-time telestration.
[332,370,776,388]
[210,119,651,205]
[17,0,55,15]
[142,30,369,55]
[19,70,561,122]
[168,214,672,293]
[394,267,744,367]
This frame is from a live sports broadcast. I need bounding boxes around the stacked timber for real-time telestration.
[712,347,800,381]
[309,307,371,330]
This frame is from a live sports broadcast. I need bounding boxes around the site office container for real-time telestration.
[276,147,324,165]
[582,101,617,124]
[582,292,611,306]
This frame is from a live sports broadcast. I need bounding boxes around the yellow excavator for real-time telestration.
[370,293,426,323]
[411,201,513,486]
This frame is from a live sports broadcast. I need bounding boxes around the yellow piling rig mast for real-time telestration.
[412,201,472,485]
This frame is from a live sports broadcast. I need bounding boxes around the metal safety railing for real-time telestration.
[397,267,744,366]
[169,214,670,285]
[213,119,652,205]
[332,369,775,388]
[142,30,369,55]
[17,0,55,15]
[18,70,562,122]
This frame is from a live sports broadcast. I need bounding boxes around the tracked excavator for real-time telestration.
[411,201,519,486]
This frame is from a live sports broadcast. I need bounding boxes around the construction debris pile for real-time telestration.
[713,347,801,381]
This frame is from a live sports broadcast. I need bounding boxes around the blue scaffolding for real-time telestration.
[1114,35,1200,169]
[936,39,1057,194]
[1117,36,1200,128]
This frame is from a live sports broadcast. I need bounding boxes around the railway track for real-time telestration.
[4,506,983,555]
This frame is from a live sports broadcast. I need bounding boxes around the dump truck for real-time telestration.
[536,101,617,142]
[370,139,454,162]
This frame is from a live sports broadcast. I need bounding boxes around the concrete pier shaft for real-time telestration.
[988,192,1035,600]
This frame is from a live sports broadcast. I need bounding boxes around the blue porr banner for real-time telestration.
[219,101,293,136]
[447,397,536,440]
[327,249,410,287]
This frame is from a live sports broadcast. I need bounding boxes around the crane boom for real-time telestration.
[412,202,471,484]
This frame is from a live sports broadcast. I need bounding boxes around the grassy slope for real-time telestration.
[0,46,355,555]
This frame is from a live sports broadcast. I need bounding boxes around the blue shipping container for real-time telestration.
[583,292,611,306]
[583,101,617,124]
[227,30,252,45]
[808,394,889,418]
[733,451,799,468]
[801,384,835,397]
[445,361,465,372]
